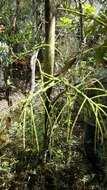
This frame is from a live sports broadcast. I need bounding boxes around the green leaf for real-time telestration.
[95,40,107,62]
[83,3,96,16]
[59,16,73,27]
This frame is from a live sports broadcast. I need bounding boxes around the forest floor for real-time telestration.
[0,122,106,190]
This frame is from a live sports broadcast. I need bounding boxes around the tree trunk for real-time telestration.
[78,0,84,47]
[44,0,55,76]
[32,0,37,43]
[12,0,20,53]
[43,0,56,158]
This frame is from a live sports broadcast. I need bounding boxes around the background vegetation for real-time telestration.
[0,0,107,189]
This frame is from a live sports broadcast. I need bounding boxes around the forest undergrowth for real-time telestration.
[0,65,107,190]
